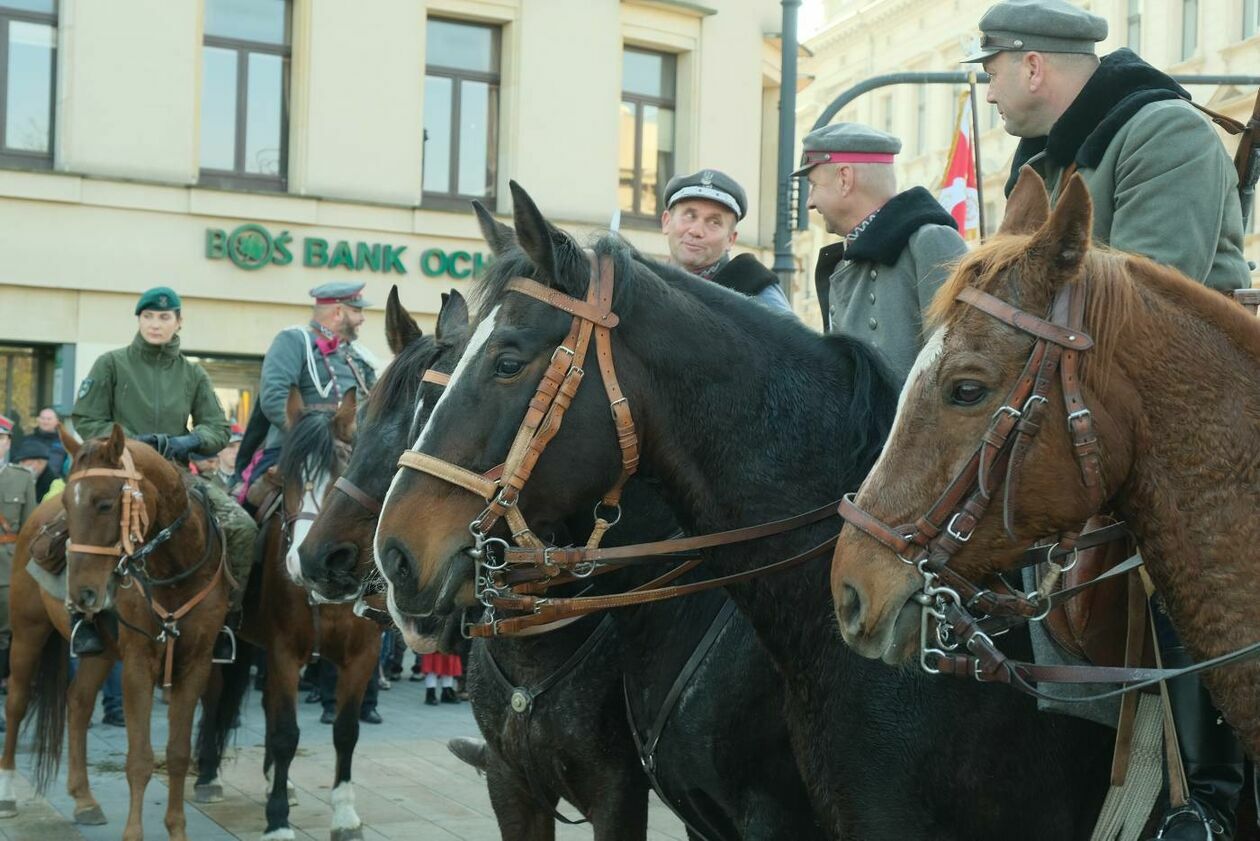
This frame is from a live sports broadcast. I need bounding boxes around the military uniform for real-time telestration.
[794,124,967,381]
[0,415,36,654]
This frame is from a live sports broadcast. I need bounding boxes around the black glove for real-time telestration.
[134,433,169,456]
[165,434,202,464]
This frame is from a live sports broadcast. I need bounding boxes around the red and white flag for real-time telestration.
[939,92,980,240]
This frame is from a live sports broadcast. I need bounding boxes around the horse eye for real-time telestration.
[949,380,989,406]
[95,499,114,513]
[494,357,524,378]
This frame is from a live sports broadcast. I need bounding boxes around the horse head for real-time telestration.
[830,169,1134,664]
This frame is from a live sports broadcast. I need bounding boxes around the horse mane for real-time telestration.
[278,408,336,485]
[364,332,439,423]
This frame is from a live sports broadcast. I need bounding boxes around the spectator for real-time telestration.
[13,437,64,502]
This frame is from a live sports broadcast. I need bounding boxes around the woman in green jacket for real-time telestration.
[70,287,255,661]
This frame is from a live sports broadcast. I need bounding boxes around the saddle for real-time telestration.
[1039,515,1134,667]
[30,510,70,576]
[248,467,283,526]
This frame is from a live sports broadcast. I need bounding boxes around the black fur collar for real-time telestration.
[710,252,778,297]
[844,187,958,266]
[1005,49,1187,195]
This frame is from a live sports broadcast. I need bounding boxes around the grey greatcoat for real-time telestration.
[816,187,967,382]
[1010,49,1250,292]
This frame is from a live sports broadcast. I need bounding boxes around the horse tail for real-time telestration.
[196,640,255,772]
[29,631,69,793]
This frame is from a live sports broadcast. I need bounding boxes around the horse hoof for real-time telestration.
[261,828,297,840]
[194,782,224,803]
[74,805,107,825]
[331,827,364,841]
[0,800,16,818]
[287,785,298,807]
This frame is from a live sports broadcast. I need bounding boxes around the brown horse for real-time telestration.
[1,426,229,841]
[242,386,382,841]
[830,170,1260,758]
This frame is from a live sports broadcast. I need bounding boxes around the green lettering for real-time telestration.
[328,241,356,270]
[448,250,472,280]
[304,237,329,268]
[205,228,227,259]
[420,248,445,277]
[272,231,294,266]
[355,242,382,272]
[384,245,408,274]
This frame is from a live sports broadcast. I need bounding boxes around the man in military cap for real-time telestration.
[660,168,792,312]
[0,415,37,729]
[967,0,1249,291]
[240,282,377,491]
[795,123,967,381]
[967,4,1250,837]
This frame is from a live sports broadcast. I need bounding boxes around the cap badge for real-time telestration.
[1013,38,1024,48]
[159,295,169,307]
[700,170,714,186]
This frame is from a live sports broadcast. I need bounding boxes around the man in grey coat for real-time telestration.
[795,123,967,382]
[967,2,1251,838]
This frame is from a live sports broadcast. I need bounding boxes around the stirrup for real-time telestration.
[69,617,105,658]
[211,626,237,665]
[1154,801,1225,839]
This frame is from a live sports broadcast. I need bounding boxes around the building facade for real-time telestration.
[794,0,1260,326]
[0,0,783,432]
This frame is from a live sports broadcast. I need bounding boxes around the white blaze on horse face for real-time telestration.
[286,473,329,585]
[862,327,946,492]
[373,305,500,579]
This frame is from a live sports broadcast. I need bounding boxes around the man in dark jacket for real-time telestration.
[660,169,793,313]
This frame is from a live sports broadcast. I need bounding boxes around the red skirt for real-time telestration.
[420,653,463,677]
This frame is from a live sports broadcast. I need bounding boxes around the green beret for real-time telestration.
[135,286,182,315]
[663,169,748,219]
[962,0,1108,63]
[791,123,901,177]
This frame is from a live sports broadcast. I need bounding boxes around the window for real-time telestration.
[1246,0,1260,38]
[915,86,927,155]
[1127,0,1141,51]
[619,48,676,217]
[423,18,500,205]
[200,0,290,190]
[0,1,56,168]
[1181,0,1198,59]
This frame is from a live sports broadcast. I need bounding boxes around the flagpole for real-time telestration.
[968,72,986,241]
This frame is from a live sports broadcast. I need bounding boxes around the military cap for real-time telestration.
[791,123,902,177]
[663,169,748,220]
[13,436,50,463]
[134,286,182,315]
[962,0,1108,63]
[0,415,11,436]
[310,281,370,308]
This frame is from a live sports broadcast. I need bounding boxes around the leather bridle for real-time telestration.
[66,449,152,559]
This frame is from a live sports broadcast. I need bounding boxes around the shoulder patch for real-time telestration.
[77,378,94,399]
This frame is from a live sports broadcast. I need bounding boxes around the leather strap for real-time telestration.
[332,476,383,515]
[956,286,1094,350]
[505,278,620,328]
[421,369,450,386]
[66,449,152,558]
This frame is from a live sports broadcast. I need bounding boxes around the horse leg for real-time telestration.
[163,658,213,841]
[262,649,301,840]
[66,655,113,825]
[120,654,157,841]
[328,648,374,841]
[589,772,648,841]
[193,663,225,802]
[484,758,555,841]
[0,615,53,818]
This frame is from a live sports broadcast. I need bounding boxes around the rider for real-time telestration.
[659,169,793,313]
[964,2,1251,838]
[795,122,967,381]
[70,287,257,662]
[0,414,36,730]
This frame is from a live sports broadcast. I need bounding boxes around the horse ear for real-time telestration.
[436,289,469,342]
[385,285,423,355]
[998,166,1050,235]
[106,423,125,463]
[473,200,515,256]
[59,423,80,457]
[285,385,305,432]
[509,181,560,282]
[1029,173,1093,281]
[333,388,357,443]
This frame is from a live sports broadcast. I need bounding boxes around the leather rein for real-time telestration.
[838,279,1260,699]
[392,253,844,637]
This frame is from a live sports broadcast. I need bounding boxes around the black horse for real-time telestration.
[300,288,822,840]
[373,182,1115,840]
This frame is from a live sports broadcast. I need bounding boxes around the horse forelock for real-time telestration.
[278,408,337,486]
[366,333,439,424]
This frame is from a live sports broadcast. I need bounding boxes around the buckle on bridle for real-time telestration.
[1067,408,1093,422]
[945,513,973,543]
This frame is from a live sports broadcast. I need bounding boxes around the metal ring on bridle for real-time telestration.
[592,501,622,528]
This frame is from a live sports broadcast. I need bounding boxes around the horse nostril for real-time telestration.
[382,543,413,585]
[77,587,98,609]
[838,583,865,634]
[327,544,359,573]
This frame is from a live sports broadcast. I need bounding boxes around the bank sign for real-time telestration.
[205,223,490,279]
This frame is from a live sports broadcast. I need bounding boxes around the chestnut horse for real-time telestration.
[2,427,230,841]
[830,170,1260,758]
[242,386,382,841]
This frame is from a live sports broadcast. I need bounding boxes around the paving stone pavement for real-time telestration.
[0,669,687,840]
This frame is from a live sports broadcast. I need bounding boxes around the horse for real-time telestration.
[829,169,1260,760]
[301,285,822,839]
[1,427,235,841]
[237,386,381,841]
[371,181,1117,840]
